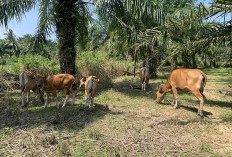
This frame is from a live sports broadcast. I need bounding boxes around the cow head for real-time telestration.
[34,75,46,90]
[155,87,166,103]
[37,88,45,102]
[79,77,86,88]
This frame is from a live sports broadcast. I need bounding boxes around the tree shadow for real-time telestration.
[206,99,232,109]
[157,117,209,126]
[111,80,161,101]
[180,105,213,116]
[0,91,123,132]
[185,98,232,109]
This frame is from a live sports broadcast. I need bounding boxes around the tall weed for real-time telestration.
[76,51,134,87]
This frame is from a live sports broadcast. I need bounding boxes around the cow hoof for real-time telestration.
[173,105,179,109]
[197,111,204,117]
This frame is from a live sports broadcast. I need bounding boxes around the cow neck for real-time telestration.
[162,81,171,93]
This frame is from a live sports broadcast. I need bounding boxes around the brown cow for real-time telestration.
[156,69,207,116]
[79,76,100,108]
[34,74,75,109]
[140,67,150,91]
[19,70,44,107]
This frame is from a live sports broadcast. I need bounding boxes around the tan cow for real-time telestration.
[156,69,207,116]
[19,70,44,107]
[79,76,100,108]
[140,67,150,91]
[34,74,76,108]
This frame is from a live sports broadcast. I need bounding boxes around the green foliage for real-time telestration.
[76,51,134,86]
[220,112,232,123]
[0,54,59,74]
[123,76,140,84]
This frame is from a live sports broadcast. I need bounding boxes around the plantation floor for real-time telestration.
[0,68,232,157]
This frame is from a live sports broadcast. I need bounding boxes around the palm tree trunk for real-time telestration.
[149,57,157,78]
[182,50,191,68]
[192,53,197,68]
[171,54,177,70]
[55,0,77,76]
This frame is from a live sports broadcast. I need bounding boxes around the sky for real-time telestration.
[0,5,57,40]
[0,0,230,41]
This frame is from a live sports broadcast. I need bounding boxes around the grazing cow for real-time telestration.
[34,74,75,108]
[79,76,100,108]
[19,70,44,107]
[140,67,150,91]
[155,69,207,116]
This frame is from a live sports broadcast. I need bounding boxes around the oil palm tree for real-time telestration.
[0,0,88,76]
[4,29,21,57]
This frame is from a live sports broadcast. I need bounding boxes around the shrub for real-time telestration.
[0,54,59,74]
[76,51,134,87]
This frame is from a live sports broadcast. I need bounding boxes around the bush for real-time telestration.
[0,51,135,87]
[76,51,134,87]
[0,54,59,74]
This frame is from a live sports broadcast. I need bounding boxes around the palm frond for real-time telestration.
[0,0,37,27]
[31,0,53,53]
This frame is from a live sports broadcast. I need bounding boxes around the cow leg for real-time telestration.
[22,87,29,107]
[22,92,25,107]
[90,97,94,108]
[172,94,175,105]
[52,91,59,109]
[172,87,178,109]
[144,83,146,91]
[62,95,70,108]
[192,91,204,116]
[85,94,91,108]
[26,91,30,103]
[141,83,143,91]
[44,93,49,108]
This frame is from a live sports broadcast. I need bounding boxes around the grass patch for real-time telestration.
[220,112,232,123]
[0,67,232,156]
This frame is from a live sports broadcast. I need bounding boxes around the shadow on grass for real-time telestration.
[180,105,213,116]
[0,91,123,131]
[206,99,232,108]
[157,117,208,126]
[111,80,162,101]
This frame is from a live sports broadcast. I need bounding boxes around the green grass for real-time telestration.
[0,67,232,156]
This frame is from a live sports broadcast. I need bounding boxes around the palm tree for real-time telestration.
[4,29,21,57]
[0,0,88,76]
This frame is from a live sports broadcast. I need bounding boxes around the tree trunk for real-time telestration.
[171,54,177,70]
[204,53,207,67]
[210,61,216,68]
[192,53,197,68]
[182,50,191,68]
[149,57,157,78]
[55,0,77,76]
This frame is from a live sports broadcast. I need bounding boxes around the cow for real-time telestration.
[155,69,207,116]
[34,74,76,109]
[140,67,150,91]
[79,76,100,109]
[19,70,44,107]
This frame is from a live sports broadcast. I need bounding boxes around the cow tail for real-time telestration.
[200,72,207,101]
[21,71,25,93]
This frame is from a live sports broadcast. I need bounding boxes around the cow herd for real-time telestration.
[19,70,99,109]
[19,68,207,116]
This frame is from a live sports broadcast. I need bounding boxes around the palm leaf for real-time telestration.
[0,0,37,27]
